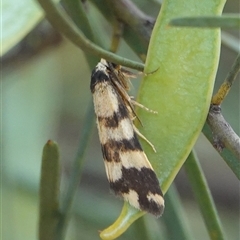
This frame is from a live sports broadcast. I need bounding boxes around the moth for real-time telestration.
[90,58,164,216]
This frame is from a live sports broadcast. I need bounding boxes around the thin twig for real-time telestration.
[207,105,240,160]
[36,0,144,71]
[89,0,150,60]
[202,123,240,179]
[92,0,240,65]
[108,0,155,44]
[212,53,240,105]
[207,53,240,160]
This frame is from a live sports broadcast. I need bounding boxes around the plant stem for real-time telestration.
[56,103,95,240]
[212,53,240,105]
[90,0,149,60]
[36,0,144,70]
[162,184,192,240]
[202,123,240,180]
[107,0,155,44]
[132,217,152,240]
[207,105,240,160]
[184,151,226,240]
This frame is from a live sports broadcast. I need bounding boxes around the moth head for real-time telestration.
[90,61,110,93]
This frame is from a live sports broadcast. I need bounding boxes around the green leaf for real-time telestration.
[162,184,192,240]
[184,151,226,240]
[100,0,226,238]
[39,140,60,240]
[100,202,145,240]
[36,0,144,70]
[1,0,43,56]
[169,14,240,28]
[56,102,95,240]
[139,0,226,197]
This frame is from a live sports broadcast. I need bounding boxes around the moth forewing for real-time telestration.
[90,58,164,217]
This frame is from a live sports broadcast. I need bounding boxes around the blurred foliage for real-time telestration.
[2,0,239,240]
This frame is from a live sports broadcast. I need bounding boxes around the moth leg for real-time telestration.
[133,125,156,153]
[130,99,158,114]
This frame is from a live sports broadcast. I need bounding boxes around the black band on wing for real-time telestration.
[110,167,164,216]
[97,103,129,128]
[101,134,143,163]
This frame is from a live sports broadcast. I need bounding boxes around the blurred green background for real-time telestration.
[2,0,239,239]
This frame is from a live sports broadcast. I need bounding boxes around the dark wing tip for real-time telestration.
[110,166,165,217]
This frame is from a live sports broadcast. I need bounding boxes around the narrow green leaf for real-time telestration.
[61,0,99,69]
[56,102,95,240]
[39,140,60,240]
[184,151,226,240]
[90,0,149,59]
[162,184,192,240]
[169,14,240,28]
[36,0,144,70]
[62,0,95,42]
[132,217,154,240]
